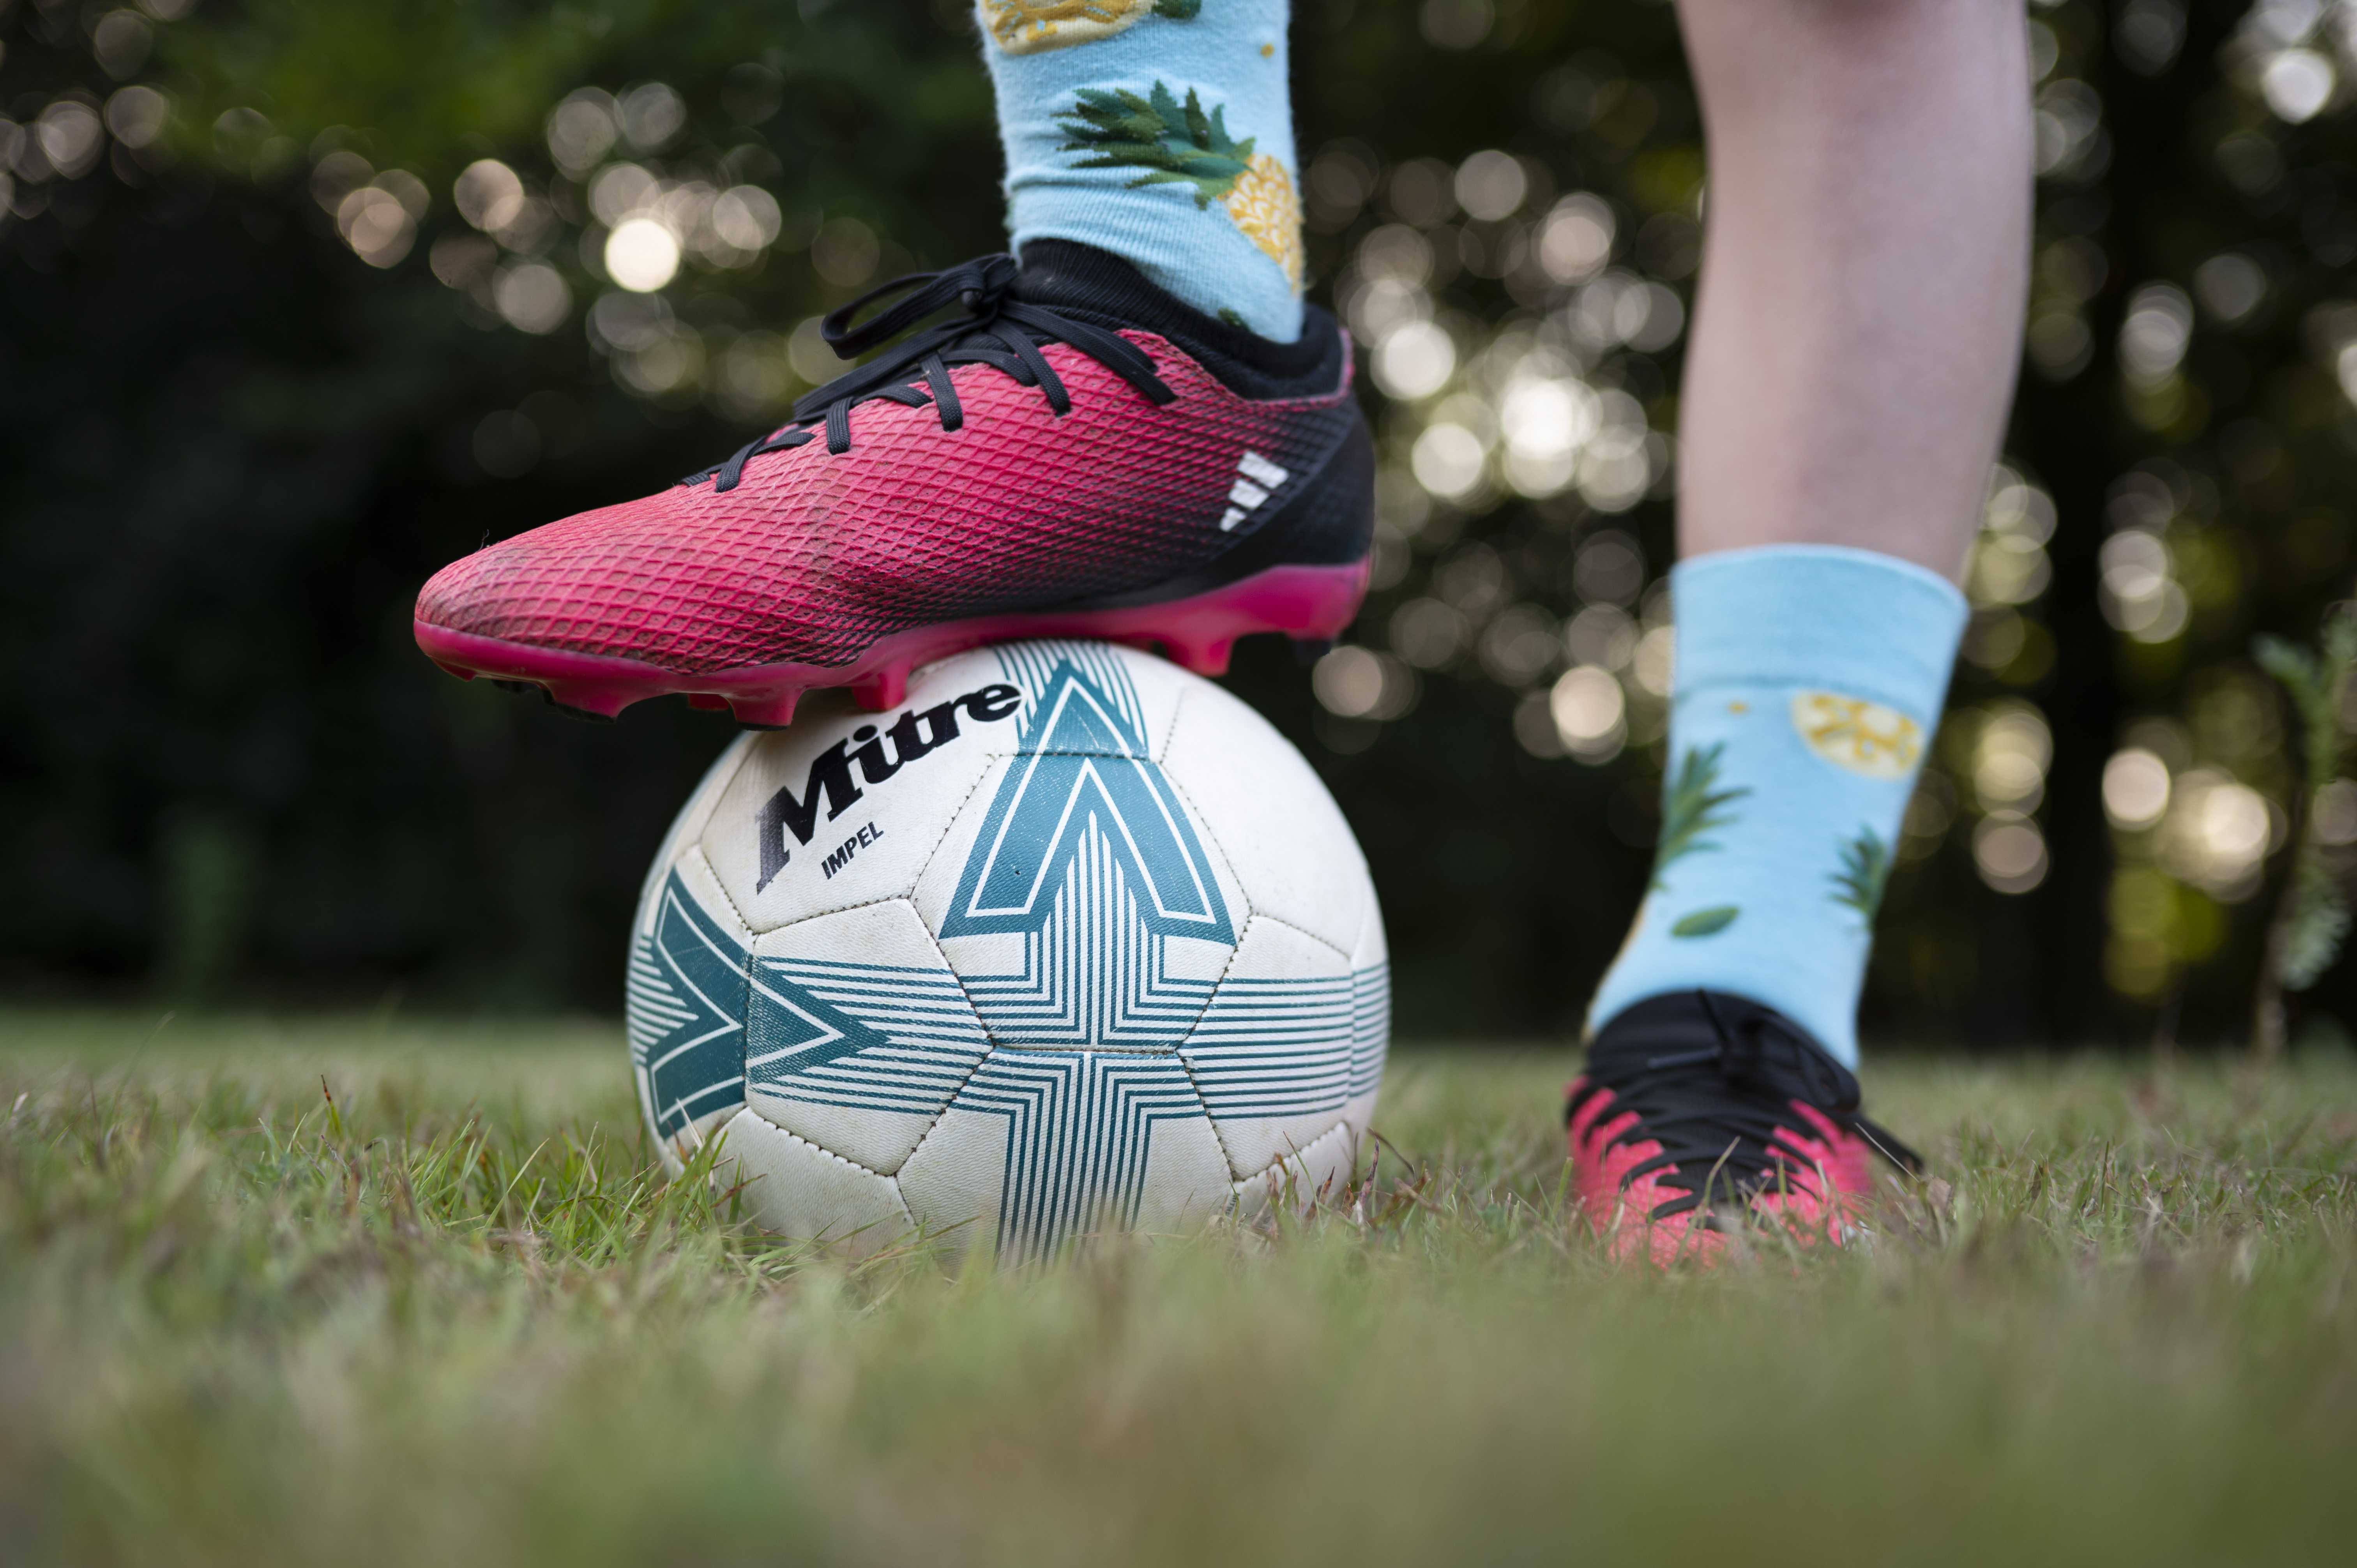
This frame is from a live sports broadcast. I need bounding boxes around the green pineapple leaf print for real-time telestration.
[1672,906,1740,938]
[1650,743,1749,891]
[1057,82,1257,209]
[1829,826,1893,922]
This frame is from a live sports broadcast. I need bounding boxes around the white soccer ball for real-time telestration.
[625,639,1390,1263]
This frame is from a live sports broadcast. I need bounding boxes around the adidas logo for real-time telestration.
[1218,450,1291,532]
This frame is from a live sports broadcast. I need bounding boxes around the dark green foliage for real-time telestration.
[10,0,2357,1042]
[2253,610,2357,1052]
[1057,81,1254,206]
[2254,616,2355,992]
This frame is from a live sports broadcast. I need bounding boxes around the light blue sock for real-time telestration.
[975,0,1303,340]
[1587,546,1970,1067]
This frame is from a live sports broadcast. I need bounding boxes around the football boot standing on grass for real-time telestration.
[1570,0,2032,1266]
[414,0,1370,727]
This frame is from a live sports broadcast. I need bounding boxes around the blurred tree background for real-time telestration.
[9,0,2357,1047]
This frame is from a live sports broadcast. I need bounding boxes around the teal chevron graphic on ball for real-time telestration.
[942,651,1233,945]
[623,640,1390,1264]
[625,874,749,1144]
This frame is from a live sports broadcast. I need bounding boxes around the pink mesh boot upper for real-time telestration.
[416,330,1362,678]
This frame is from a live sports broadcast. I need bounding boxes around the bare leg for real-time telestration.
[1674,0,2032,581]
[1571,3,2029,1253]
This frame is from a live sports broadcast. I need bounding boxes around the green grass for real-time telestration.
[2,1010,2354,1567]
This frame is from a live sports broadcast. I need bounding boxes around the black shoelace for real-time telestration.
[1569,991,1923,1224]
[682,254,1178,493]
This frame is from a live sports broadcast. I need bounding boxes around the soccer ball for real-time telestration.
[625,639,1389,1263]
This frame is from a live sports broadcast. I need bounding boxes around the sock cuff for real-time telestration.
[1669,544,1968,718]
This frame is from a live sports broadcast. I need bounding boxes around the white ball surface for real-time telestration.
[625,640,1389,1263]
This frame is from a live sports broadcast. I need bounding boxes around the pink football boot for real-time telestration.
[1565,992,1922,1268]
[414,244,1374,725]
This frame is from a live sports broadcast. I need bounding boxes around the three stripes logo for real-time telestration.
[1218,449,1291,533]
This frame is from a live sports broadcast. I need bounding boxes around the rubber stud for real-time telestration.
[730,690,802,729]
[852,664,909,712]
[540,689,616,723]
[1170,638,1235,678]
[541,682,629,720]
[491,679,534,696]
[1292,637,1334,667]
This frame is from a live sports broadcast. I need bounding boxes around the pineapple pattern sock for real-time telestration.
[975,0,1303,341]
[1585,546,1969,1068]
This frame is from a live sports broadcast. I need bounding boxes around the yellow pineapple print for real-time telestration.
[1790,692,1922,780]
[981,0,1159,56]
[1223,151,1303,288]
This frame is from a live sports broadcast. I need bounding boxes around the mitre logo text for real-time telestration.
[754,682,1021,892]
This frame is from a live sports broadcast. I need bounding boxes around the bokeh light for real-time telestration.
[103,85,167,148]
[1973,817,2049,895]
[2118,282,2193,388]
[1453,149,1527,221]
[1410,422,1485,500]
[92,10,153,79]
[1375,320,1456,401]
[336,173,426,268]
[2161,770,2277,901]
[810,217,878,287]
[1389,597,1469,670]
[546,89,619,175]
[712,186,783,252]
[1951,701,2054,895]
[1478,604,1560,687]
[37,99,105,179]
[1312,646,1417,722]
[2316,779,2357,846]
[788,316,842,385]
[455,159,527,233]
[604,218,680,292]
[1535,194,1614,284]
[618,81,687,152]
[2099,527,2189,643]
[714,330,793,420]
[2262,48,2336,122]
[494,262,571,334]
[1549,666,1627,763]
[2194,252,2267,323]
[1419,0,1493,53]
[2103,747,2173,830]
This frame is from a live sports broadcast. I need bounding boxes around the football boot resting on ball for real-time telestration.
[413,242,1375,726]
[1566,991,1922,1268]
